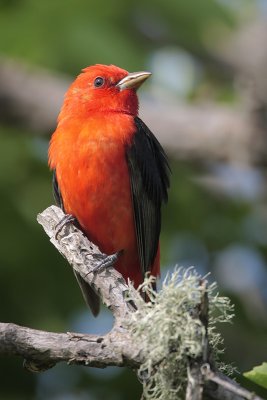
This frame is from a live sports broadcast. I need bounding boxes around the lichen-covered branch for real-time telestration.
[0,205,264,400]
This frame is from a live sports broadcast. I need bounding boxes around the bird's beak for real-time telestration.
[116,71,151,91]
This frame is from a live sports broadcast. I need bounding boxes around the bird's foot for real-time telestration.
[54,213,76,239]
[92,250,123,272]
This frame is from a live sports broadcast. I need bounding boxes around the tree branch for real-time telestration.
[0,205,142,372]
[0,322,140,372]
[203,365,263,400]
[37,206,136,323]
[0,205,264,400]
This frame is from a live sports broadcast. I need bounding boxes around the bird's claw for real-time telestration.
[92,250,123,272]
[54,214,76,239]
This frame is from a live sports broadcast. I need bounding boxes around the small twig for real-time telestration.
[186,360,204,400]
[199,279,210,364]
[202,364,264,400]
[186,280,209,400]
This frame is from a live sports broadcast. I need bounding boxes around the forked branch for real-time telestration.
[0,206,263,400]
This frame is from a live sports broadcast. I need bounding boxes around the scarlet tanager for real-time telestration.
[48,64,170,316]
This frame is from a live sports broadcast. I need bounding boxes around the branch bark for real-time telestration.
[0,205,264,400]
[37,205,136,323]
[0,322,140,372]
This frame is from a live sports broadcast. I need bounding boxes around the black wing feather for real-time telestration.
[126,116,170,277]
[52,170,64,210]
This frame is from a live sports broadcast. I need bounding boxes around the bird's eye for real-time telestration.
[94,77,105,88]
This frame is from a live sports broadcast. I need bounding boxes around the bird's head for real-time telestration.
[60,64,151,119]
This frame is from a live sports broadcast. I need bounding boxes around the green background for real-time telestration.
[0,0,267,399]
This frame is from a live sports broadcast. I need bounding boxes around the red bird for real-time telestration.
[49,64,170,316]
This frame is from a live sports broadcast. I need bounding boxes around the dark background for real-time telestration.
[0,1,267,399]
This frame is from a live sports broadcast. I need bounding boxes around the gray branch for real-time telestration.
[37,206,136,323]
[0,323,140,372]
[0,205,263,400]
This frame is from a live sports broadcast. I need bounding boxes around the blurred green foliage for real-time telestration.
[0,0,234,73]
[244,362,267,389]
[0,0,267,399]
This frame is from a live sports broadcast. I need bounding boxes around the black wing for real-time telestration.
[52,169,100,317]
[52,170,64,210]
[126,116,170,277]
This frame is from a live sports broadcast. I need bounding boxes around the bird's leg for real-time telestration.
[54,213,77,239]
[92,250,123,272]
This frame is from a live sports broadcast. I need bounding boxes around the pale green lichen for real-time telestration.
[125,267,235,400]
